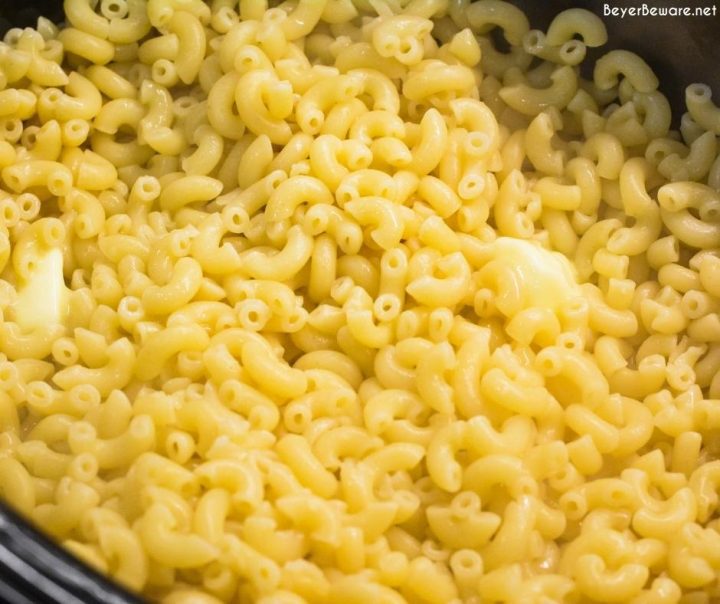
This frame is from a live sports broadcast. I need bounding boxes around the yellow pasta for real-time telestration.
[0,2,719,603]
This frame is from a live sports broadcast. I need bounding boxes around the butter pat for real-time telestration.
[13,247,70,331]
[483,237,581,314]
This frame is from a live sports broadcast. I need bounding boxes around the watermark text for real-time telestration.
[604,4,717,17]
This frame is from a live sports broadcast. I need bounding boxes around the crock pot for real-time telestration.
[0,1,718,602]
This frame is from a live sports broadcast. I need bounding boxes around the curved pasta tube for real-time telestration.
[686,83,720,135]
[67,189,105,239]
[135,325,210,381]
[617,158,657,216]
[493,170,539,239]
[138,80,186,156]
[33,478,100,538]
[607,213,662,258]
[217,533,280,594]
[241,339,307,399]
[348,111,405,147]
[97,524,149,591]
[38,72,102,122]
[242,515,308,564]
[195,459,264,513]
[632,90,671,139]
[265,176,333,222]
[345,298,393,350]
[523,29,587,67]
[481,496,536,570]
[525,110,565,176]
[182,125,224,176]
[594,50,659,93]
[277,434,338,498]
[0,89,36,121]
[69,415,155,470]
[351,68,401,114]
[159,175,223,212]
[108,0,152,44]
[240,225,313,280]
[416,342,455,415]
[0,457,36,515]
[235,70,293,144]
[26,50,70,87]
[53,338,135,397]
[628,479,697,538]
[667,524,720,588]
[363,389,423,435]
[0,322,65,361]
[426,492,501,549]
[137,502,217,568]
[216,378,279,430]
[574,554,649,603]
[344,197,404,250]
[16,440,72,479]
[499,65,577,115]
[57,27,114,65]
[2,160,73,197]
[207,73,246,140]
[296,73,363,135]
[480,368,555,417]
[581,131,625,179]
[312,426,382,470]
[218,20,258,70]
[426,421,468,492]
[235,134,273,190]
[336,169,397,205]
[536,346,610,408]
[91,100,154,168]
[405,107,448,175]
[574,218,621,281]
[309,134,351,190]
[630,578,682,604]
[275,493,342,546]
[418,176,462,218]
[372,15,433,66]
[406,251,471,307]
[63,148,117,191]
[506,307,561,347]
[450,97,500,158]
[280,0,326,40]
[689,461,720,522]
[545,8,607,46]
[452,331,492,418]
[465,0,529,45]
[658,181,720,218]
[64,0,110,37]
[364,444,426,493]
[188,215,241,276]
[167,11,205,85]
[609,397,653,456]
[146,0,210,28]
[660,207,720,249]
[142,257,203,315]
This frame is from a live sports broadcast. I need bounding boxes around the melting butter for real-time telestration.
[486,237,581,312]
[13,247,70,331]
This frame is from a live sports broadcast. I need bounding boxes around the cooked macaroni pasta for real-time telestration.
[0,1,719,603]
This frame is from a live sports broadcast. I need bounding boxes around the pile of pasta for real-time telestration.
[1,0,720,602]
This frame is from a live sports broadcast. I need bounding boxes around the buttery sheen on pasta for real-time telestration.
[1,0,720,602]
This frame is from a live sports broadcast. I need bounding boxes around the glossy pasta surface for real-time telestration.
[1,1,720,603]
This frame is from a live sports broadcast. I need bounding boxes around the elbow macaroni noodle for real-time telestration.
[0,1,719,602]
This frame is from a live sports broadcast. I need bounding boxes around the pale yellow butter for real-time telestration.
[486,237,581,311]
[13,247,70,331]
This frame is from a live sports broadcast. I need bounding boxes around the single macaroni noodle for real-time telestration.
[0,1,719,603]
